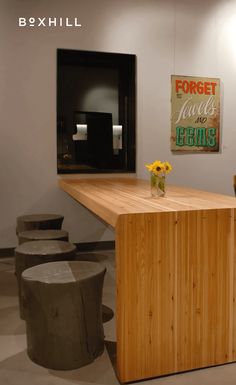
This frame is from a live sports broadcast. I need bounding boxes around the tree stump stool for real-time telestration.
[16,214,64,234]
[22,261,106,370]
[18,229,69,245]
[15,240,76,319]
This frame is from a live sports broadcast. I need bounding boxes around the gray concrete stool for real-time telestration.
[18,229,69,245]
[15,240,76,319]
[22,261,106,370]
[16,214,64,234]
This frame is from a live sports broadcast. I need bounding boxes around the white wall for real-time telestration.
[0,0,236,247]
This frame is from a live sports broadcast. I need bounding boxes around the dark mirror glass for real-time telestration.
[57,49,136,174]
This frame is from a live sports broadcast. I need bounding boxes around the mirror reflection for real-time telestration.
[57,49,136,173]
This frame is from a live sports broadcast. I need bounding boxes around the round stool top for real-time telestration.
[15,240,76,256]
[17,214,63,223]
[22,261,106,284]
[18,229,68,241]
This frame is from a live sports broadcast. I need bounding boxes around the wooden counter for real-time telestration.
[59,177,236,382]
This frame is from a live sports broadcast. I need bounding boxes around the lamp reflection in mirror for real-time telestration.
[73,124,88,141]
[72,124,122,153]
[113,125,122,153]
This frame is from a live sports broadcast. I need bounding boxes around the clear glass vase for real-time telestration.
[150,174,166,197]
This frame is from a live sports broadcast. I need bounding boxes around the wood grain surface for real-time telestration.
[59,178,236,227]
[59,177,236,382]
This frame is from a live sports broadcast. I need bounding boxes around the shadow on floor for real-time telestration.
[75,253,99,262]
[102,305,114,323]
[0,270,17,297]
[105,340,117,373]
[0,306,25,335]
[49,345,120,385]
[0,343,119,385]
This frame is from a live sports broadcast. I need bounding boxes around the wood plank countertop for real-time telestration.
[58,177,236,228]
[59,176,236,382]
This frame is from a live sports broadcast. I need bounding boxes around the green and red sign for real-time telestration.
[171,75,220,152]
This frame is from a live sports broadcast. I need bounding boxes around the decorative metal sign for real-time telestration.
[171,75,220,152]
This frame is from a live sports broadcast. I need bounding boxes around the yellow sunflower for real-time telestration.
[145,163,154,172]
[146,160,164,175]
[152,160,164,175]
[163,161,172,174]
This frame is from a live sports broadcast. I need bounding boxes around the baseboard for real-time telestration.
[0,241,115,258]
[0,248,15,258]
[76,240,115,251]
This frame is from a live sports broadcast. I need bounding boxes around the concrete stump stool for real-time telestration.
[16,214,64,234]
[18,229,69,245]
[15,240,76,319]
[22,261,106,370]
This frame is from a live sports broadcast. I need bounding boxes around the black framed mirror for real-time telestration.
[57,49,136,174]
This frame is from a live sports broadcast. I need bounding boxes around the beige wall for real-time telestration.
[0,0,235,247]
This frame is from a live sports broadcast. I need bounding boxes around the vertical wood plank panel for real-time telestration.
[116,209,235,382]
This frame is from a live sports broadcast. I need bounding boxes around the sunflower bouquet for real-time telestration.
[145,160,172,197]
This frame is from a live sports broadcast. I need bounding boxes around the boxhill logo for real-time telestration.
[18,17,82,28]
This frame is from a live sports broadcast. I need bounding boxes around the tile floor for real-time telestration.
[1,251,236,385]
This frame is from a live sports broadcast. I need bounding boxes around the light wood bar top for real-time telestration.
[59,176,236,382]
[59,177,236,227]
